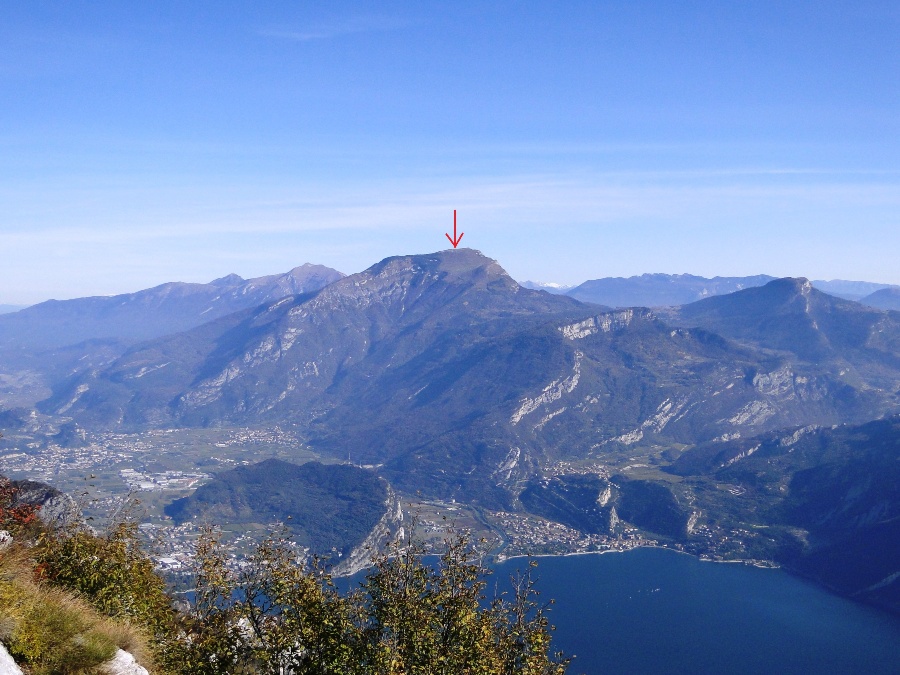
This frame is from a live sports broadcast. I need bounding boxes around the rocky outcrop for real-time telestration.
[6,478,82,530]
[101,649,149,675]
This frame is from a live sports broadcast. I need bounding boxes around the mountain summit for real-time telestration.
[41,249,584,429]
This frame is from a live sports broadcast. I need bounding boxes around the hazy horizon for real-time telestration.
[2,247,897,307]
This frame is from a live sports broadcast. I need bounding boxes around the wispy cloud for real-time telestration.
[3,171,899,241]
[258,15,414,42]
[3,169,899,302]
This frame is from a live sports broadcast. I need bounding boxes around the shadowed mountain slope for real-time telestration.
[165,459,388,557]
[668,415,900,615]
[861,288,900,312]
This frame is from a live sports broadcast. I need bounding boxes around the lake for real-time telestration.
[492,547,900,675]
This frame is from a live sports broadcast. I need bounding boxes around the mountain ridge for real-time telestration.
[0,263,345,410]
[164,459,390,557]
[661,277,900,370]
[562,273,900,308]
[0,263,344,351]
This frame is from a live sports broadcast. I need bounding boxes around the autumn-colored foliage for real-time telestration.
[0,477,41,535]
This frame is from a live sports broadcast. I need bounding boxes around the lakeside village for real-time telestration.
[0,427,779,576]
[134,507,667,579]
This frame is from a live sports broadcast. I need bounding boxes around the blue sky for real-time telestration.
[1,1,898,303]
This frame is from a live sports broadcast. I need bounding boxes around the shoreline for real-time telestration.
[490,543,781,570]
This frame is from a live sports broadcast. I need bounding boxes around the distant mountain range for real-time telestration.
[812,279,900,301]
[2,250,898,614]
[39,251,900,504]
[0,263,344,351]
[522,273,900,308]
[566,273,777,307]
[519,281,573,294]
[0,264,343,410]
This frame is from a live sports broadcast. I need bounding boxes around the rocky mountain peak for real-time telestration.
[209,273,245,287]
[764,276,812,296]
[365,249,511,283]
[283,263,345,281]
[748,278,872,318]
[301,249,521,316]
[665,274,900,362]
[682,277,831,316]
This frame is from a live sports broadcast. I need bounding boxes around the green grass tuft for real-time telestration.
[0,546,147,674]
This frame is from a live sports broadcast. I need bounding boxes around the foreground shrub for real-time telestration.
[362,536,567,674]
[35,520,175,641]
[156,529,364,674]
[160,527,570,674]
[2,471,568,674]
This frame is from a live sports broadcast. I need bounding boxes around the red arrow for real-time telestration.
[445,209,464,248]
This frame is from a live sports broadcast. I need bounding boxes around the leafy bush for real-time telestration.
[35,520,175,642]
[361,535,568,675]
[159,526,570,674]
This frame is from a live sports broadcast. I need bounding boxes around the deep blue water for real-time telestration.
[493,548,900,675]
[342,546,900,674]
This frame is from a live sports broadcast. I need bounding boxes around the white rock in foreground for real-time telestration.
[0,642,23,675]
[102,649,149,675]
